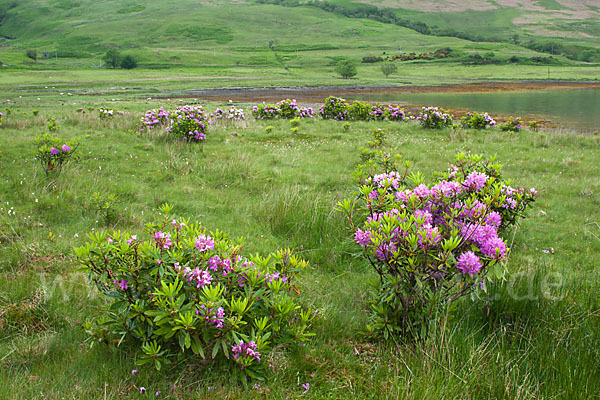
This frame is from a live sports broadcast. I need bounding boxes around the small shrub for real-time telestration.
[499,117,523,132]
[291,127,299,134]
[529,120,540,132]
[290,118,300,128]
[277,99,313,119]
[362,56,383,63]
[99,106,127,119]
[461,112,496,129]
[343,122,351,131]
[417,106,453,129]
[47,118,59,132]
[212,105,246,122]
[252,104,280,120]
[252,100,312,120]
[319,96,349,120]
[26,49,37,61]
[167,105,210,142]
[34,133,80,177]
[74,205,314,380]
[92,192,117,225]
[32,110,39,116]
[369,104,386,121]
[265,126,273,133]
[384,105,406,121]
[140,107,169,131]
[349,101,372,121]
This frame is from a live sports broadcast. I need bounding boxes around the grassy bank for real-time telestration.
[0,95,599,399]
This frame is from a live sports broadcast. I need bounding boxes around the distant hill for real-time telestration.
[0,0,597,71]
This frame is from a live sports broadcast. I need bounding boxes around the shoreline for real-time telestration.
[176,81,600,102]
[168,81,600,131]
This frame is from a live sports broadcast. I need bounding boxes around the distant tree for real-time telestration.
[103,48,121,69]
[380,62,397,78]
[120,54,137,69]
[335,59,357,79]
[26,49,37,61]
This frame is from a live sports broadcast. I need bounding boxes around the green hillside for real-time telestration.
[0,0,597,89]
[265,0,600,61]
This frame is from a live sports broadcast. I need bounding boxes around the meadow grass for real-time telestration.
[0,94,599,399]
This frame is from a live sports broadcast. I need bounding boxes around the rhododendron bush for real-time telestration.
[167,105,211,142]
[338,137,536,339]
[74,205,314,380]
[461,112,496,130]
[417,106,453,129]
[34,133,80,177]
[252,99,314,120]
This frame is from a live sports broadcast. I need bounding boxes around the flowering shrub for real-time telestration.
[416,106,453,129]
[34,133,79,176]
[251,100,313,120]
[99,107,126,119]
[369,105,387,121]
[140,107,169,131]
[74,205,314,381]
[461,112,496,129]
[319,96,349,120]
[499,117,523,132]
[252,104,280,120]
[0,111,3,126]
[212,105,246,122]
[384,106,406,122]
[338,147,536,339]
[277,99,314,119]
[167,105,211,142]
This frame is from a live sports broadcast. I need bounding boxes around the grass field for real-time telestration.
[0,92,599,398]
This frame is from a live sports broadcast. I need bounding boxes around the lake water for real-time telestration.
[347,88,600,132]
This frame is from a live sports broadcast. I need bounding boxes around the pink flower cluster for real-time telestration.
[355,169,512,277]
[153,231,172,250]
[232,340,261,363]
[50,144,71,155]
[195,234,214,252]
[196,305,225,328]
[208,255,232,277]
[183,266,213,288]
